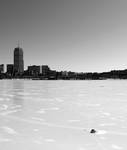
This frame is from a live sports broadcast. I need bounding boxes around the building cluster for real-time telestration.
[0,47,54,79]
[0,47,78,80]
[1,47,127,80]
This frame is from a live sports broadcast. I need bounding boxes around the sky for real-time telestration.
[0,0,127,72]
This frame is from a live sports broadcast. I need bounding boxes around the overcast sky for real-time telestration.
[0,0,127,72]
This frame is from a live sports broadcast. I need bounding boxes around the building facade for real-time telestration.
[28,65,41,76]
[14,47,24,74]
[7,64,14,75]
[0,64,4,74]
[41,65,50,75]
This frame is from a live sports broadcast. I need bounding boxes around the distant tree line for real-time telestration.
[1,69,127,80]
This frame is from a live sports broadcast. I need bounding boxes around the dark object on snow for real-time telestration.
[90,129,96,133]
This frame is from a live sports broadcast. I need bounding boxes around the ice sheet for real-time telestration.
[0,79,127,150]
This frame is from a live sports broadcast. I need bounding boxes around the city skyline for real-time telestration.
[0,0,127,72]
[1,45,127,80]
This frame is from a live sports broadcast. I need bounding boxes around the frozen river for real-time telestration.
[0,79,127,150]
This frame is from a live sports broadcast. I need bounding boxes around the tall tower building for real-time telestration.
[14,47,24,74]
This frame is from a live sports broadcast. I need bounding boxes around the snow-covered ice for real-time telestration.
[0,79,127,150]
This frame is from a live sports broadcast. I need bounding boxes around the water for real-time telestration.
[0,79,127,150]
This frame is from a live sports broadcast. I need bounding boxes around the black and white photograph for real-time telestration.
[0,0,127,149]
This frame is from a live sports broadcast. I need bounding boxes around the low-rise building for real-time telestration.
[28,65,41,76]
[0,64,4,74]
[41,65,50,75]
[7,64,14,75]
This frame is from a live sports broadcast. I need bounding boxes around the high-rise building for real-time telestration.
[0,64,4,74]
[14,47,24,74]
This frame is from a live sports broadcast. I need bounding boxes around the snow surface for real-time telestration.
[0,79,127,150]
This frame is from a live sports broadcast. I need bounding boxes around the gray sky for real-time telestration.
[0,0,127,72]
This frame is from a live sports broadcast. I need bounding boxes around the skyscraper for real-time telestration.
[14,47,24,74]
